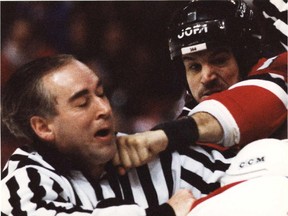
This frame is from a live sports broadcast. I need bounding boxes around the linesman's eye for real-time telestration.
[77,97,90,107]
[96,86,106,98]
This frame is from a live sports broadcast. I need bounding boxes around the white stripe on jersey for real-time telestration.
[69,171,98,209]
[147,158,170,205]
[179,146,232,196]
[270,0,288,12]
[127,168,149,208]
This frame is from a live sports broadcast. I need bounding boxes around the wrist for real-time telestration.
[151,130,169,153]
[151,116,199,151]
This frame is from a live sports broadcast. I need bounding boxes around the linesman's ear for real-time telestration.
[30,116,55,142]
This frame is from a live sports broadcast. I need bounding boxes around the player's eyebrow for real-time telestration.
[210,47,231,56]
[68,89,89,103]
[182,55,197,61]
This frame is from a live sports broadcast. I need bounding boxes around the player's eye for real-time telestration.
[210,51,231,66]
[185,62,202,73]
[212,57,228,66]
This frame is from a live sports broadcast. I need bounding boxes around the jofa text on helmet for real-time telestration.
[178,24,208,39]
[239,156,265,168]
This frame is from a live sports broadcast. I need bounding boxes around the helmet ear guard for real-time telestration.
[168,0,258,62]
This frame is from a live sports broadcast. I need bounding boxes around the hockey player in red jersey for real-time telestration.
[113,0,287,170]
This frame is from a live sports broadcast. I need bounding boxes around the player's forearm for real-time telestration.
[191,112,223,144]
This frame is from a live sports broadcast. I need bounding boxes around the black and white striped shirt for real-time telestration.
[1,144,234,216]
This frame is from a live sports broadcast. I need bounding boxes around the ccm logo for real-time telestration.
[239,156,265,168]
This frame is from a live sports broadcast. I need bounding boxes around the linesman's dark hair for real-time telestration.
[2,54,75,142]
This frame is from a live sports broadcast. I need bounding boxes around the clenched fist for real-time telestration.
[113,130,168,175]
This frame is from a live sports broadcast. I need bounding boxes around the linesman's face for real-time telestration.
[182,47,240,102]
[42,60,116,167]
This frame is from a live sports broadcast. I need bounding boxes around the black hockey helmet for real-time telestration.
[167,0,260,77]
[168,0,256,60]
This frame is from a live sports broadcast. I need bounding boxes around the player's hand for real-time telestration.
[112,130,168,175]
[167,189,196,216]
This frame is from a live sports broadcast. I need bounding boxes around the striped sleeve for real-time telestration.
[178,146,234,198]
[1,165,93,215]
[189,53,287,147]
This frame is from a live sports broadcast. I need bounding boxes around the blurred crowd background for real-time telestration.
[1,1,189,166]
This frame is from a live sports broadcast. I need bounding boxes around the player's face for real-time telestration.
[182,47,240,102]
[43,60,116,167]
